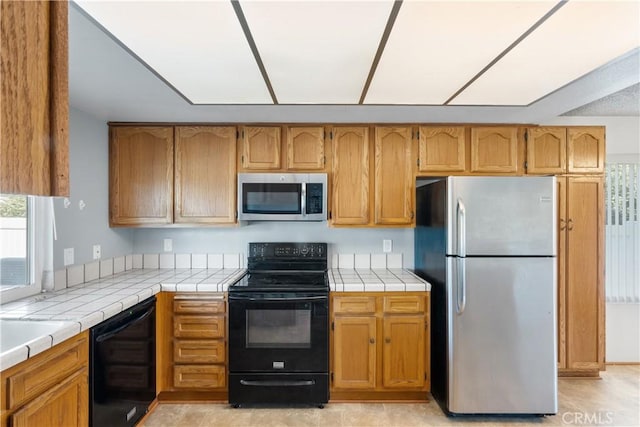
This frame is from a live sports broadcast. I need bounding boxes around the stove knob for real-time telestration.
[301,246,309,255]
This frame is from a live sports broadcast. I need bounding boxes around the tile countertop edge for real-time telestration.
[329,268,432,292]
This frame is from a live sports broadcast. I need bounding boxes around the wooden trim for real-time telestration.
[156,292,174,393]
[157,391,228,402]
[49,0,69,196]
[605,362,640,366]
[558,370,601,378]
[330,391,429,401]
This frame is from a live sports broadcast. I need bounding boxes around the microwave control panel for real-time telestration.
[305,183,324,214]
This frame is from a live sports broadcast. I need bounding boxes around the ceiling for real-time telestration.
[69,1,640,123]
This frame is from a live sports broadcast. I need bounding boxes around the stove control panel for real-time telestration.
[249,242,327,259]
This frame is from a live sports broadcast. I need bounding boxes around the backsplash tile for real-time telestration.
[67,265,84,287]
[192,254,207,269]
[387,253,402,269]
[208,254,223,269]
[100,259,113,278]
[159,253,175,269]
[132,254,142,269]
[223,254,240,269]
[370,254,387,269]
[354,254,370,269]
[113,256,125,274]
[84,262,100,282]
[143,254,159,269]
[54,269,67,291]
[338,254,355,269]
[175,254,191,269]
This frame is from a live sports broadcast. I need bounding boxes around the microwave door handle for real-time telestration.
[301,182,306,216]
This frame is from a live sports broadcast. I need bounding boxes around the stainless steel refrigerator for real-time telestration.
[414,176,557,415]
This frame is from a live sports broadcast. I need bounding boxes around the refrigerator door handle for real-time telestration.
[456,198,466,314]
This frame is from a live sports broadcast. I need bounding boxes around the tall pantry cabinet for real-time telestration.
[527,126,605,376]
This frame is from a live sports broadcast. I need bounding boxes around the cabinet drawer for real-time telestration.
[5,333,88,410]
[173,294,225,314]
[174,315,225,339]
[333,296,376,314]
[173,365,226,389]
[383,296,425,314]
[174,340,225,364]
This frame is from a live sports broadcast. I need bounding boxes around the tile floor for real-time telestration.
[141,365,639,427]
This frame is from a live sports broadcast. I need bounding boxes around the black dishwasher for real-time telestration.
[90,296,156,427]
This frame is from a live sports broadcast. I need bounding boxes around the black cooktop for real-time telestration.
[229,242,329,293]
[229,271,328,292]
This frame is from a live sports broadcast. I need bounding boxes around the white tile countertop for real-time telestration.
[329,269,431,292]
[0,268,245,371]
[0,267,429,371]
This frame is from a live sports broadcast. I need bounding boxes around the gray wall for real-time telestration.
[132,224,414,268]
[53,108,133,270]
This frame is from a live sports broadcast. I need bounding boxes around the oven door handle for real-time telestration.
[228,295,327,302]
[240,379,316,387]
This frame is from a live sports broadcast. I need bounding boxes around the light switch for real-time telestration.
[383,239,392,253]
[93,244,101,260]
[64,248,74,266]
[163,238,173,252]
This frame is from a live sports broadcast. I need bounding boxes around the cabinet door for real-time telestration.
[174,315,225,339]
[11,368,88,427]
[175,126,236,224]
[567,127,605,174]
[418,127,466,173]
[241,126,281,170]
[0,0,68,196]
[109,126,174,226]
[382,315,425,389]
[333,316,376,389]
[526,127,567,174]
[173,365,226,389]
[286,126,325,170]
[565,176,604,371]
[470,127,518,173]
[331,127,370,225]
[374,127,414,225]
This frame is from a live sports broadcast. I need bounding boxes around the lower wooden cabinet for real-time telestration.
[156,292,228,400]
[0,332,89,427]
[330,293,430,400]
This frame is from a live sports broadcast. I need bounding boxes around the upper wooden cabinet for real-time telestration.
[240,126,281,170]
[526,126,604,175]
[286,126,326,170]
[110,125,236,227]
[418,126,466,173]
[374,127,414,225]
[567,127,605,174]
[526,127,567,174]
[110,126,174,226]
[174,126,236,224]
[0,0,69,196]
[470,127,519,173]
[331,127,370,225]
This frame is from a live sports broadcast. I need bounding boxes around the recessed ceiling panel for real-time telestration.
[240,0,394,104]
[451,0,640,105]
[364,0,557,104]
[74,1,271,104]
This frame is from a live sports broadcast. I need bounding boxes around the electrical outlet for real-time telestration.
[383,239,392,253]
[93,244,101,260]
[163,238,173,252]
[64,248,74,266]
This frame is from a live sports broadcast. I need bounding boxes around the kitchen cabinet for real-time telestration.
[156,293,227,399]
[109,126,174,226]
[374,127,414,225]
[109,125,237,226]
[174,126,236,224]
[286,126,326,170]
[331,127,370,226]
[240,126,282,170]
[557,176,605,376]
[526,126,604,175]
[0,0,68,196]
[0,332,89,427]
[470,127,519,173]
[330,293,430,400]
[417,126,466,173]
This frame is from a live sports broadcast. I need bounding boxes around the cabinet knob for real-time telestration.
[369,338,375,344]
[567,219,574,231]
[559,218,566,231]
[385,337,391,344]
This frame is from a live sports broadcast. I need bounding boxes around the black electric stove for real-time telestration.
[228,242,329,407]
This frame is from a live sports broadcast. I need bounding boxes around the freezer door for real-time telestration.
[446,176,556,256]
[447,257,557,414]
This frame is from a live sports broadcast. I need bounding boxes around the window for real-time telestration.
[605,163,640,303]
[0,194,52,302]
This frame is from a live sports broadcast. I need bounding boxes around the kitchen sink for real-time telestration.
[0,319,77,354]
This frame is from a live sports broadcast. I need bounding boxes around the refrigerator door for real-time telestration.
[447,256,557,414]
[446,176,556,256]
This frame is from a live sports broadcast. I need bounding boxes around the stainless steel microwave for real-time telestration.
[237,173,328,221]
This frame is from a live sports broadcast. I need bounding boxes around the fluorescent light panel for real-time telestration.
[365,1,557,104]
[451,0,640,106]
[75,1,272,104]
[240,0,394,104]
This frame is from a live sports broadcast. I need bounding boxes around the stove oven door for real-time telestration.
[228,292,328,373]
